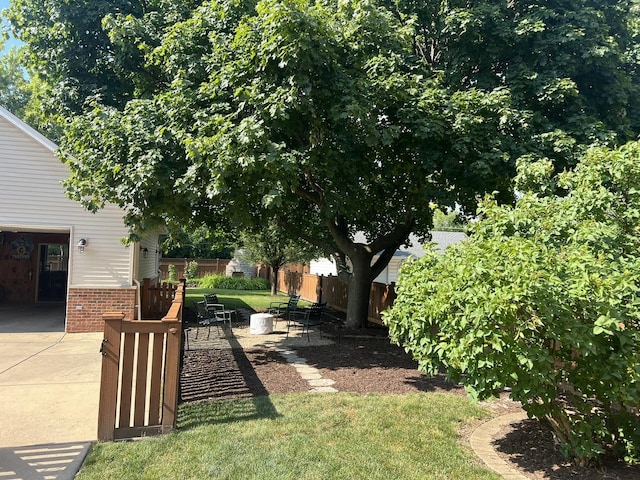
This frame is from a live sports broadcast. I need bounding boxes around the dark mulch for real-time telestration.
[179,317,639,480]
[296,335,467,396]
[493,418,640,480]
[180,346,308,402]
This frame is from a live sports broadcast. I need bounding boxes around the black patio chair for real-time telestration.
[268,294,301,327]
[287,302,327,341]
[203,293,219,307]
[195,301,225,339]
[208,302,234,331]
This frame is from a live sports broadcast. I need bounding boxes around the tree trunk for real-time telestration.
[271,266,279,296]
[344,257,373,329]
[325,214,416,329]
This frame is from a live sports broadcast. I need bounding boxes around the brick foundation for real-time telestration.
[66,287,136,333]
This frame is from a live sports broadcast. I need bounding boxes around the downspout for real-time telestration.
[134,279,142,321]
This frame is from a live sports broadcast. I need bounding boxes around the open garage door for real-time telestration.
[0,229,70,304]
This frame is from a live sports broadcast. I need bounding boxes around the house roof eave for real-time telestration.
[0,104,58,153]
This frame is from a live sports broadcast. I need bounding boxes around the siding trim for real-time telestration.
[0,105,57,152]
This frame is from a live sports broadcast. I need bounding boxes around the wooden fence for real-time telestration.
[159,258,230,280]
[140,278,177,319]
[277,265,395,325]
[97,283,185,441]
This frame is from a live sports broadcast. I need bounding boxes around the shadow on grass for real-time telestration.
[178,395,279,431]
[215,297,253,311]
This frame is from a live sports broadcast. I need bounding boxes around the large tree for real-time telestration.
[56,0,520,328]
[0,43,28,114]
[8,0,640,327]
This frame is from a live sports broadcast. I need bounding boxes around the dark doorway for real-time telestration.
[37,243,69,302]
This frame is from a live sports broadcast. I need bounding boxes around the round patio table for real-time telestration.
[250,313,274,334]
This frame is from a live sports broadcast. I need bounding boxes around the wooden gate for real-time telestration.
[97,283,185,441]
[140,278,177,319]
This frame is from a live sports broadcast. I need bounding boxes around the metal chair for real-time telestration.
[287,302,326,341]
[207,303,234,331]
[195,301,225,339]
[268,294,300,327]
[203,293,219,308]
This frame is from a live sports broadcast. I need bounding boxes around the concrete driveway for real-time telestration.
[0,306,102,448]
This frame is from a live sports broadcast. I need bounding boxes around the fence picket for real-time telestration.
[133,333,150,426]
[118,332,136,427]
[148,333,165,425]
[97,282,185,441]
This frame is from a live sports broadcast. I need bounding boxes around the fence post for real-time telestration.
[161,323,180,433]
[160,281,184,433]
[317,275,324,304]
[97,312,125,442]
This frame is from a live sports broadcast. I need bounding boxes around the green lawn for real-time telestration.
[77,393,500,480]
[185,287,312,311]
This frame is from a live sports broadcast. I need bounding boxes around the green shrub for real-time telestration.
[384,143,640,466]
[184,260,199,280]
[167,264,177,282]
[199,275,270,291]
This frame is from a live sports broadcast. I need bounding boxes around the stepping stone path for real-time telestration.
[273,347,338,393]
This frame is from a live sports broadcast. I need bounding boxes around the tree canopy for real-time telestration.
[384,142,640,465]
[0,42,28,114]
[7,0,640,326]
[161,225,234,259]
[241,223,321,295]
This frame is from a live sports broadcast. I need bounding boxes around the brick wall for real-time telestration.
[66,287,137,332]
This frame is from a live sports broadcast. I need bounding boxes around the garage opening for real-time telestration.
[0,230,70,304]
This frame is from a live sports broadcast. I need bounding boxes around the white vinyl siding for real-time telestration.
[311,257,400,284]
[0,109,133,287]
[137,234,161,281]
[374,257,402,284]
[309,258,337,277]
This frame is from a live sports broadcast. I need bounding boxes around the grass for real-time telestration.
[76,393,500,480]
[185,287,312,311]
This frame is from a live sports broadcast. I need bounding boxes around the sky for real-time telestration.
[1,0,21,54]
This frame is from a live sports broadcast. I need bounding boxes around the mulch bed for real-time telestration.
[179,319,640,480]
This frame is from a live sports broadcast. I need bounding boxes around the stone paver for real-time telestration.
[469,412,529,480]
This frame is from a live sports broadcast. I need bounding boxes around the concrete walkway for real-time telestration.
[0,331,102,447]
[0,330,102,478]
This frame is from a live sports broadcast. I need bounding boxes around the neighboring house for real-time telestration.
[309,231,466,283]
[0,105,161,332]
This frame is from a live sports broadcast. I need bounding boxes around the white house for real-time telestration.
[309,231,466,283]
[0,105,161,332]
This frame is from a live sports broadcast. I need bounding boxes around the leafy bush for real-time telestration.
[384,143,640,465]
[184,260,199,280]
[167,264,177,282]
[198,275,270,291]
